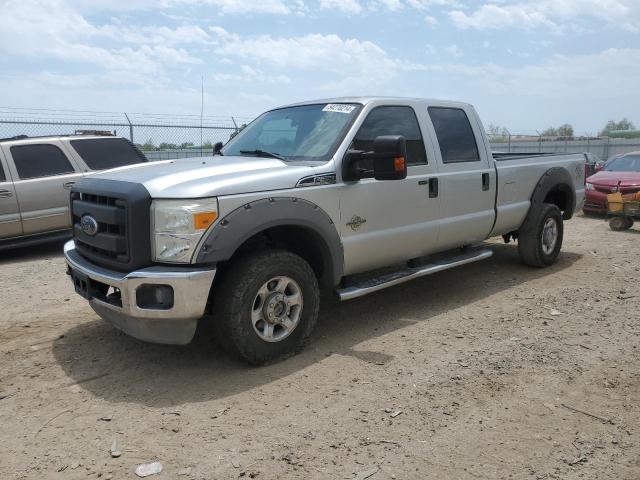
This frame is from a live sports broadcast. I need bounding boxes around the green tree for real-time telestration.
[600,118,635,136]
[541,127,558,137]
[557,124,574,137]
[486,124,509,137]
[141,139,156,151]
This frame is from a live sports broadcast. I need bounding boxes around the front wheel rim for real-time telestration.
[541,217,558,255]
[251,276,303,343]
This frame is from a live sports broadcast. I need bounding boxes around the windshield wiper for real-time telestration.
[239,149,286,161]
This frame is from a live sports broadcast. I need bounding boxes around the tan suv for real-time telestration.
[0,134,147,249]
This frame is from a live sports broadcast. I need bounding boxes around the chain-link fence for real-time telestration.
[487,133,640,160]
[2,107,639,162]
[0,107,255,161]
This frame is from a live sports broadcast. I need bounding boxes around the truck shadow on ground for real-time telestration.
[0,239,66,265]
[52,243,582,407]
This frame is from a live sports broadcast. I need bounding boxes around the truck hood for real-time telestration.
[90,155,322,198]
[587,170,640,187]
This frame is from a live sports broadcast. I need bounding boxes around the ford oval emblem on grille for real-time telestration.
[80,215,99,236]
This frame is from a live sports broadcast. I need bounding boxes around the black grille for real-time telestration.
[71,178,152,271]
[72,192,128,262]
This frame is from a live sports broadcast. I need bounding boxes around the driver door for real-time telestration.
[339,105,441,275]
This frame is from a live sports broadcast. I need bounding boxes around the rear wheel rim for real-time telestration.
[251,276,303,343]
[541,217,558,255]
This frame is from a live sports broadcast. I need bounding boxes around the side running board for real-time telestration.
[336,248,493,301]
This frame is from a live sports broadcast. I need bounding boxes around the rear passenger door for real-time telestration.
[2,142,84,235]
[0,149,22,239]
[426,106,496,250]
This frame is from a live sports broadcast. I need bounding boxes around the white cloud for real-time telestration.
[373,0,403,10]
[319,0,363,14]
[210,28,400,77]
[406,0,458,9]
[0,0,204,79]
[424,15,439,25]
[450,0,640,32]
[445,44,463,57]
[67,0,303,15]
[211,65,291,84]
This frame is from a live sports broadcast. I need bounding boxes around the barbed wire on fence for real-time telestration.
[1,106,639,161]
[0,106,256,159]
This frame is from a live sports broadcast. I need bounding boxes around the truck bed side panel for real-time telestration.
[490,154,586,237]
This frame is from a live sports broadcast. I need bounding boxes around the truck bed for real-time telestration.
[490,152,586,237]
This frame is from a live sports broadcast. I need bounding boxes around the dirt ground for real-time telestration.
[0,213,639,480]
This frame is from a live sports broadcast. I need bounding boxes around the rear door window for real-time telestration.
[70,138,147,170]
[10,144,76,179]
[0,162,5,182]
[428,107,480,163]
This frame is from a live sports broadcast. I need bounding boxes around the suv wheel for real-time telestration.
[518,203,564,267]
[212,249,320,365]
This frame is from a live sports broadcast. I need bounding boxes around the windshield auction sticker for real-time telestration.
[322,104,356,114]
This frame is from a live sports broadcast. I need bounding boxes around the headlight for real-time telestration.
[151,198,218,263]
[585,183,594,190]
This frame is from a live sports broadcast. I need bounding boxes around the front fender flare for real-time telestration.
[194,197,344,286]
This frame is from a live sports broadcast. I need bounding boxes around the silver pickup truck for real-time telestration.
[64,97,586,364]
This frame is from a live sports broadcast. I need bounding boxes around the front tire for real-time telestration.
[212,249,320,365]
[518,203,564,267]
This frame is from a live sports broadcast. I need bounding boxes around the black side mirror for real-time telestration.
[342,135,407,182]
[214,142,223,155]
[372,135,407,181]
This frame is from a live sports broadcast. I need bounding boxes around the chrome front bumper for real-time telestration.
[63,240,216,344]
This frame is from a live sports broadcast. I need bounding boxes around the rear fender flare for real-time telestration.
[522,167,576,232]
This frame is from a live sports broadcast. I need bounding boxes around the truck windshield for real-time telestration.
[222,103,361,162]
[604,155,640,172]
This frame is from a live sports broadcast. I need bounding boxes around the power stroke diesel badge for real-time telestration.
[346,215,367,231]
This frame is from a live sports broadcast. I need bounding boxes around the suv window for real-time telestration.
[428,107,480,163]
[351,106,427,167]
[0,163,5,182]
[70,138,147,170]
[10,144,75,180]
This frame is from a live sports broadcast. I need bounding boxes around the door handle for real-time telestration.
[482,173,490,191]
[63,181,76,190]
[428,178,439,198]
[0,189,13,198]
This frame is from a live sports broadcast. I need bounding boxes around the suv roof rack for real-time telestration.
[74,129,115,136]
[0,134,29,142]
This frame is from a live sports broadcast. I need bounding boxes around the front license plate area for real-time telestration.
[71,269,93,300]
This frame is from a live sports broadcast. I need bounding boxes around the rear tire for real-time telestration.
[212,249,320,365]
[518,203,564,267]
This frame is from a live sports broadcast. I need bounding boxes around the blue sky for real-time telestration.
[1,0,639,134]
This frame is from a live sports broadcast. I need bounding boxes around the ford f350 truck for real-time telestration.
[64,97,586,364]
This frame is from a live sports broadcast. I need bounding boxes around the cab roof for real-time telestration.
[279,96,473,109]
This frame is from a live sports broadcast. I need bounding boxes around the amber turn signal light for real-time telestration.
[194,212,218,230]
[394,156,406,172]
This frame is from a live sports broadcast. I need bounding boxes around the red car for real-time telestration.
[583,151,640,215]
